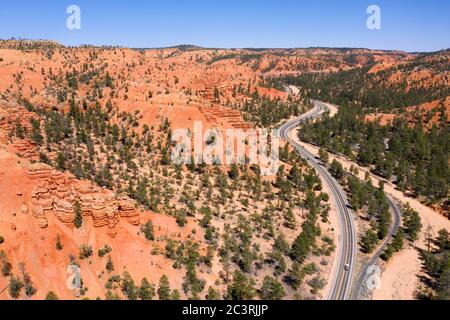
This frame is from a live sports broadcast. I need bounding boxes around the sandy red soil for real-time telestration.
[0,42,448,300]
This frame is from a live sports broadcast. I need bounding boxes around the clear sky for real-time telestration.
[0,0,449,52]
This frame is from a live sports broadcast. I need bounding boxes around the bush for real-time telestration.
[56,235,63,250]
[308,276,326,294]
[79,244,93,260]
[98,244,112,257]
[9,276,24,299]
[176,212,187,227]
[0,251,12,277]
[303,262,318,275]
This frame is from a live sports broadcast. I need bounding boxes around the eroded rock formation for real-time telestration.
[27,163,140,237]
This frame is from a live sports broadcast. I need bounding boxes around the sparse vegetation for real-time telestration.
[0,41,446,301]
[79,244,93,260]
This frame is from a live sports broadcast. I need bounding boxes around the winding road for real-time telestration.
[279,100,402,300]
[280,101,357,300]
[351,197,402,300]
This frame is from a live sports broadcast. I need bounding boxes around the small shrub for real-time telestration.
[79,244,93,260]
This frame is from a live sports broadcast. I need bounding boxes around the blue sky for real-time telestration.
[0,0,449,52]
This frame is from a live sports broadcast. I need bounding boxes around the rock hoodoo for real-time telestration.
[27,163,141,237]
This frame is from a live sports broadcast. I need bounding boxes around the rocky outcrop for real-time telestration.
[32,206,49,228]
[118,196,140,226]
[0,106,9,144]
[202,106,253,130]
[0,101,40,159]
[10,139,38,160]
[27,163,141,237]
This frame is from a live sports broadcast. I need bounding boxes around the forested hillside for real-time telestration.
[282,50,449,112]
[298,105,449,211]
[274,51,450,213]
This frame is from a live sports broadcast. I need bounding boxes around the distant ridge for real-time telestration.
[168,44,203,51]
[0,39,446,54]
[0,39,123,50]
[133,44,204,51]
[0,38,63,50]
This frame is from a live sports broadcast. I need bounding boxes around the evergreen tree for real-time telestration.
[141,220,155,241]
[206,287,221,300]
[106,255,114,273]
[226,271,256,300]
[283,208,297,230]
[15,120,25,139]
[171,289,181,300]
[121,272,138,300]
[287,261,305,290]
[139,278,155,300]
[31,119,44,146]
[259,276,285,300]
[318,148,329,165]
[228,163,240,180]
[73,200,83,229]
[9,276,24,299]
[436,229,450,252]
[56,152,67,171]
[391,228,405,252]
[56,235,63,251]
[0,251,12,277]
[361,229,378,254]
[403,205,422,242]
[158,275,171,300]
[20,264,37,298]
[330,160,345,180]
[291,233,312,263]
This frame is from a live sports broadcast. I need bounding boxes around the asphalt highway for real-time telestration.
[279,100,403,300]
[279,101,357,300]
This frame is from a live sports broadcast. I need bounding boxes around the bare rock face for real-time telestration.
[20,203,29,215]
[0,106,9,144]
[10,139,38,160]
[32,205,49,229]
[0,103,40,160]
[27,163,140,237]
[118,196,141,226]
[202,106,253,130]
[54,198,74,226]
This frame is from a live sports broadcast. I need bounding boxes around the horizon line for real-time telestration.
[1,38,449,54]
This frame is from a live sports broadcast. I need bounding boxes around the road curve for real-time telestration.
[279,101,357,300]
[280,100,403,300]
[351,197,402,300]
